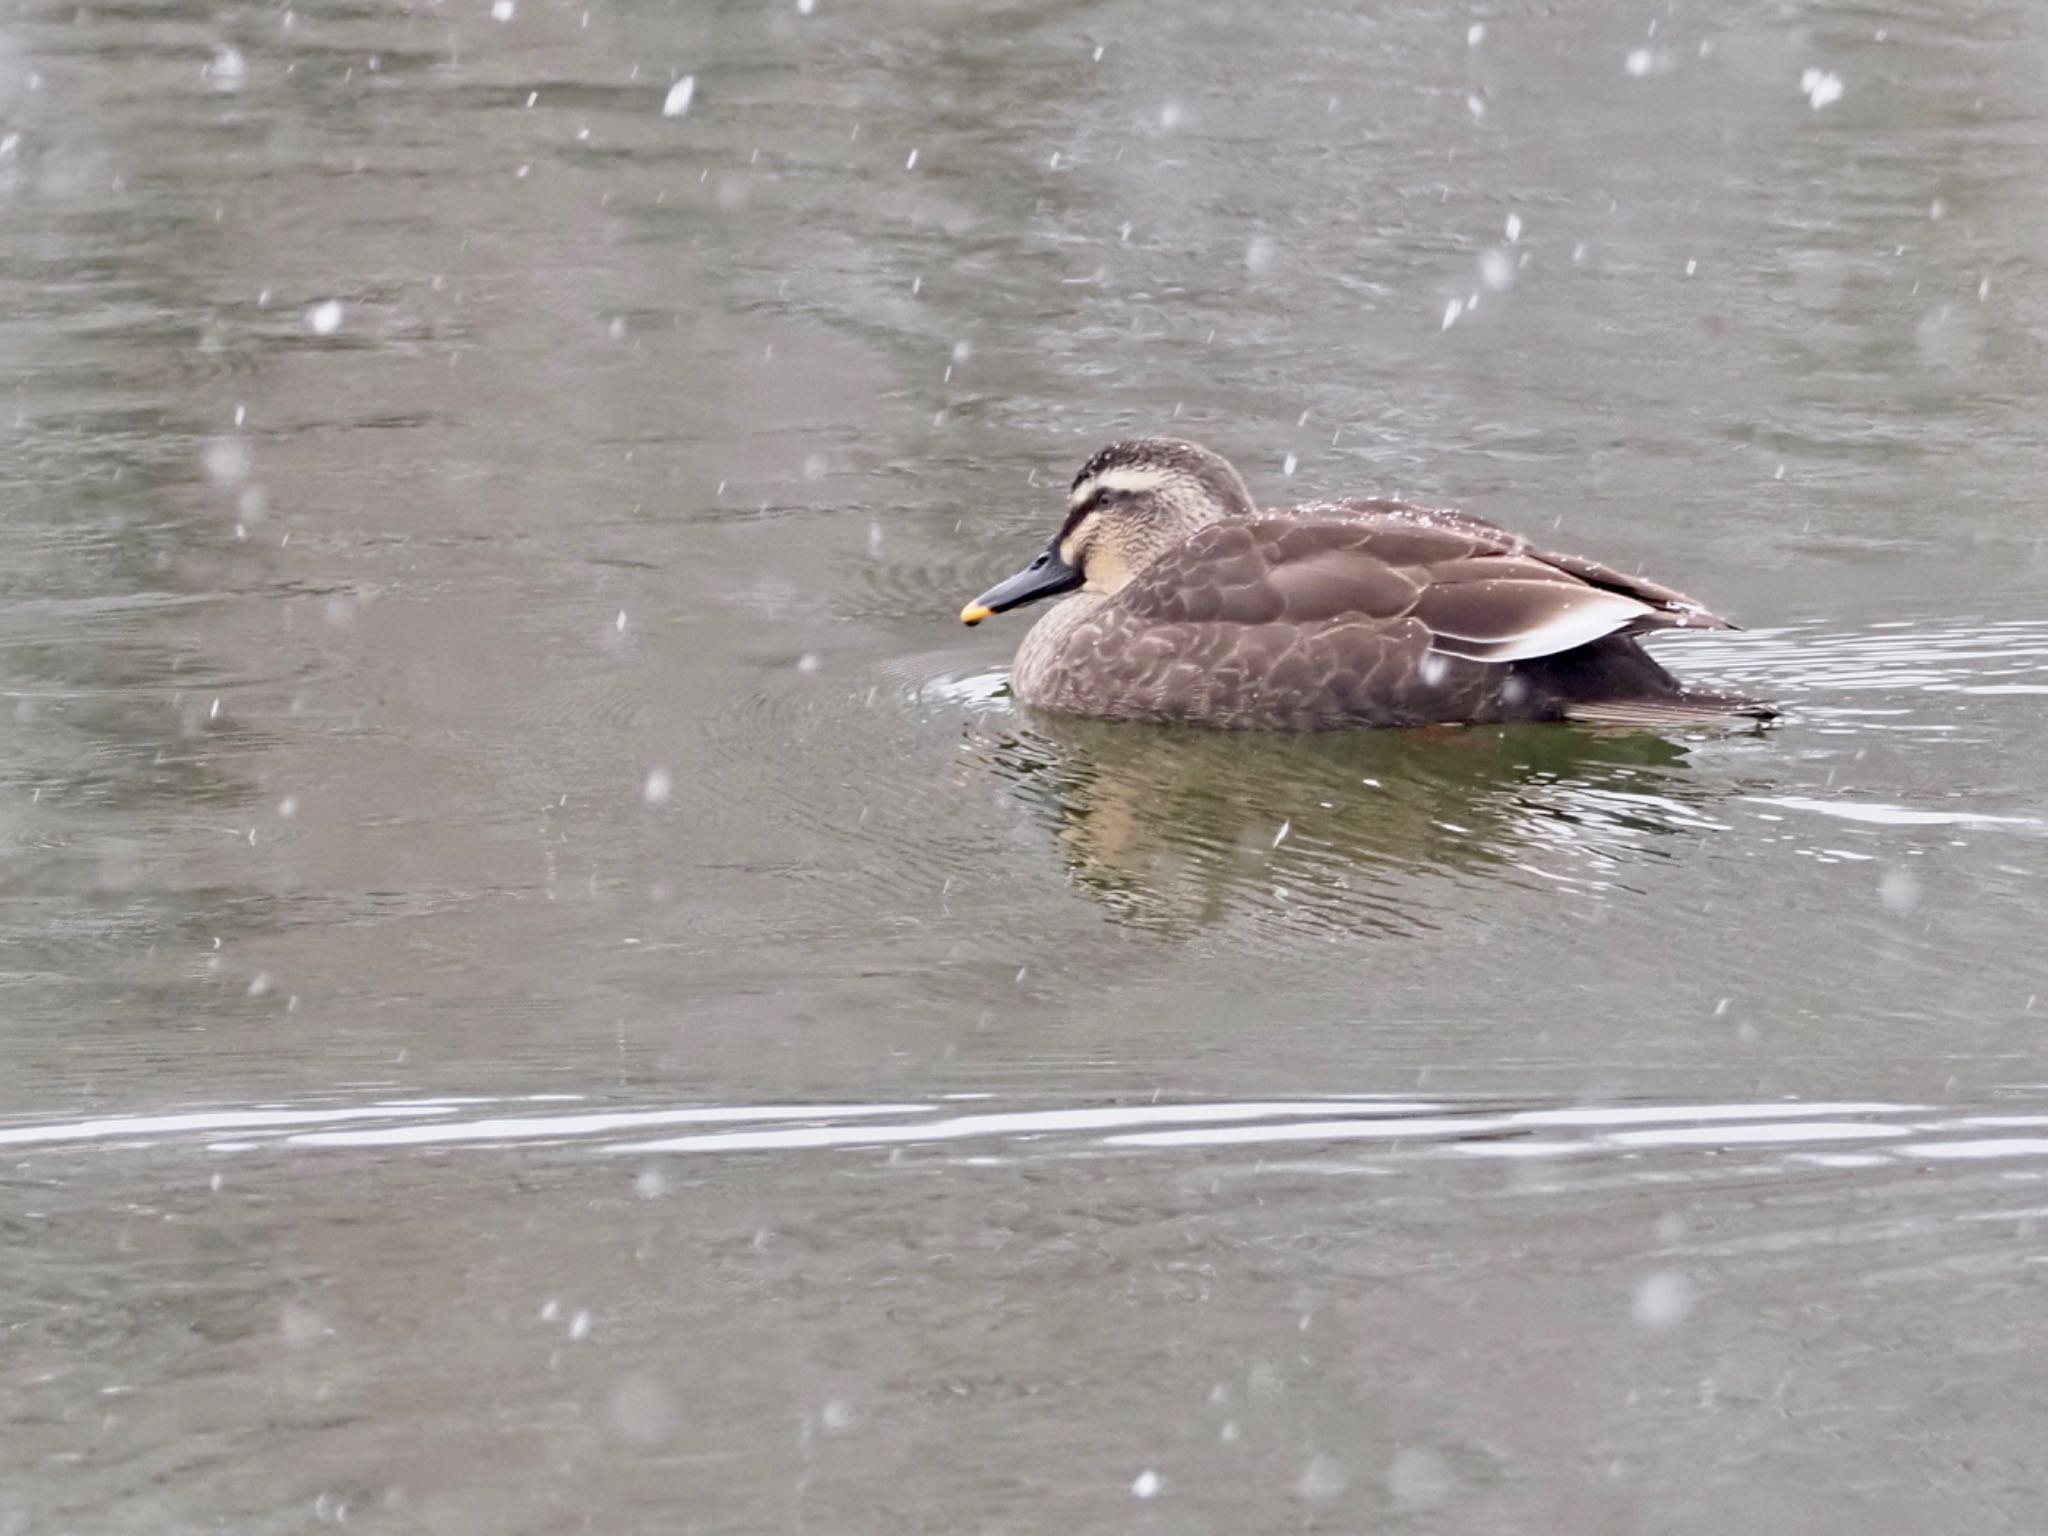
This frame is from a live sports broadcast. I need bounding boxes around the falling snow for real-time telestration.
[1387,1449,1452,1513]
[608,1375,678,1445]
[206,46,247,89]
[1801,68,1845,110]
[1632,1271,1695,1329]
[202,437,251,485]
[1299,1454,1349,1501]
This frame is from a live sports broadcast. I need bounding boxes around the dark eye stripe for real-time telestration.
[1057,491,1103,541]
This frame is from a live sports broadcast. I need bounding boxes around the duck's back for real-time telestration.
[1011,501,1748,730]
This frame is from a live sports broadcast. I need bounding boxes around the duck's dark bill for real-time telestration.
[960,546,1083,625]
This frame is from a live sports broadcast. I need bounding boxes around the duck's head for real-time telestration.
[960,439,1257,624]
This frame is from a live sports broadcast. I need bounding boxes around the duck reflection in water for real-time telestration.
[975,715,1740,937]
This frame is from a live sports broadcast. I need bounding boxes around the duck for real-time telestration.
[959,438,1774,731]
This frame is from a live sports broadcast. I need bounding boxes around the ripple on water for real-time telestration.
[1704,617,2048,725]
[18,1091,2048,1181]
[838,543,1025,631]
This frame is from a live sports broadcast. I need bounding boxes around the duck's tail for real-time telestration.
[1518,633,1776,730]
[1562,691,1779,728]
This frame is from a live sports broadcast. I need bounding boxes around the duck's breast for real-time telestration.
[1010,592,1110,708]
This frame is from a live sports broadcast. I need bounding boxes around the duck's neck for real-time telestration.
[1091,504,1226,597]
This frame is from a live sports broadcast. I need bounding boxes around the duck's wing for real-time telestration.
[1116,514,1728,665]
[1304,498,1738,631]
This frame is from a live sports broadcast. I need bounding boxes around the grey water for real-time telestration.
[4,0,2048,1530]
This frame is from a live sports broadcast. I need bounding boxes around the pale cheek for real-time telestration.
[1085,550,1132,594]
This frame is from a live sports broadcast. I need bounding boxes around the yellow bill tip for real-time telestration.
[959,603,994,626]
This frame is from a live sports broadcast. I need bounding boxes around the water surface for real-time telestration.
[4,0,2047,1529]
